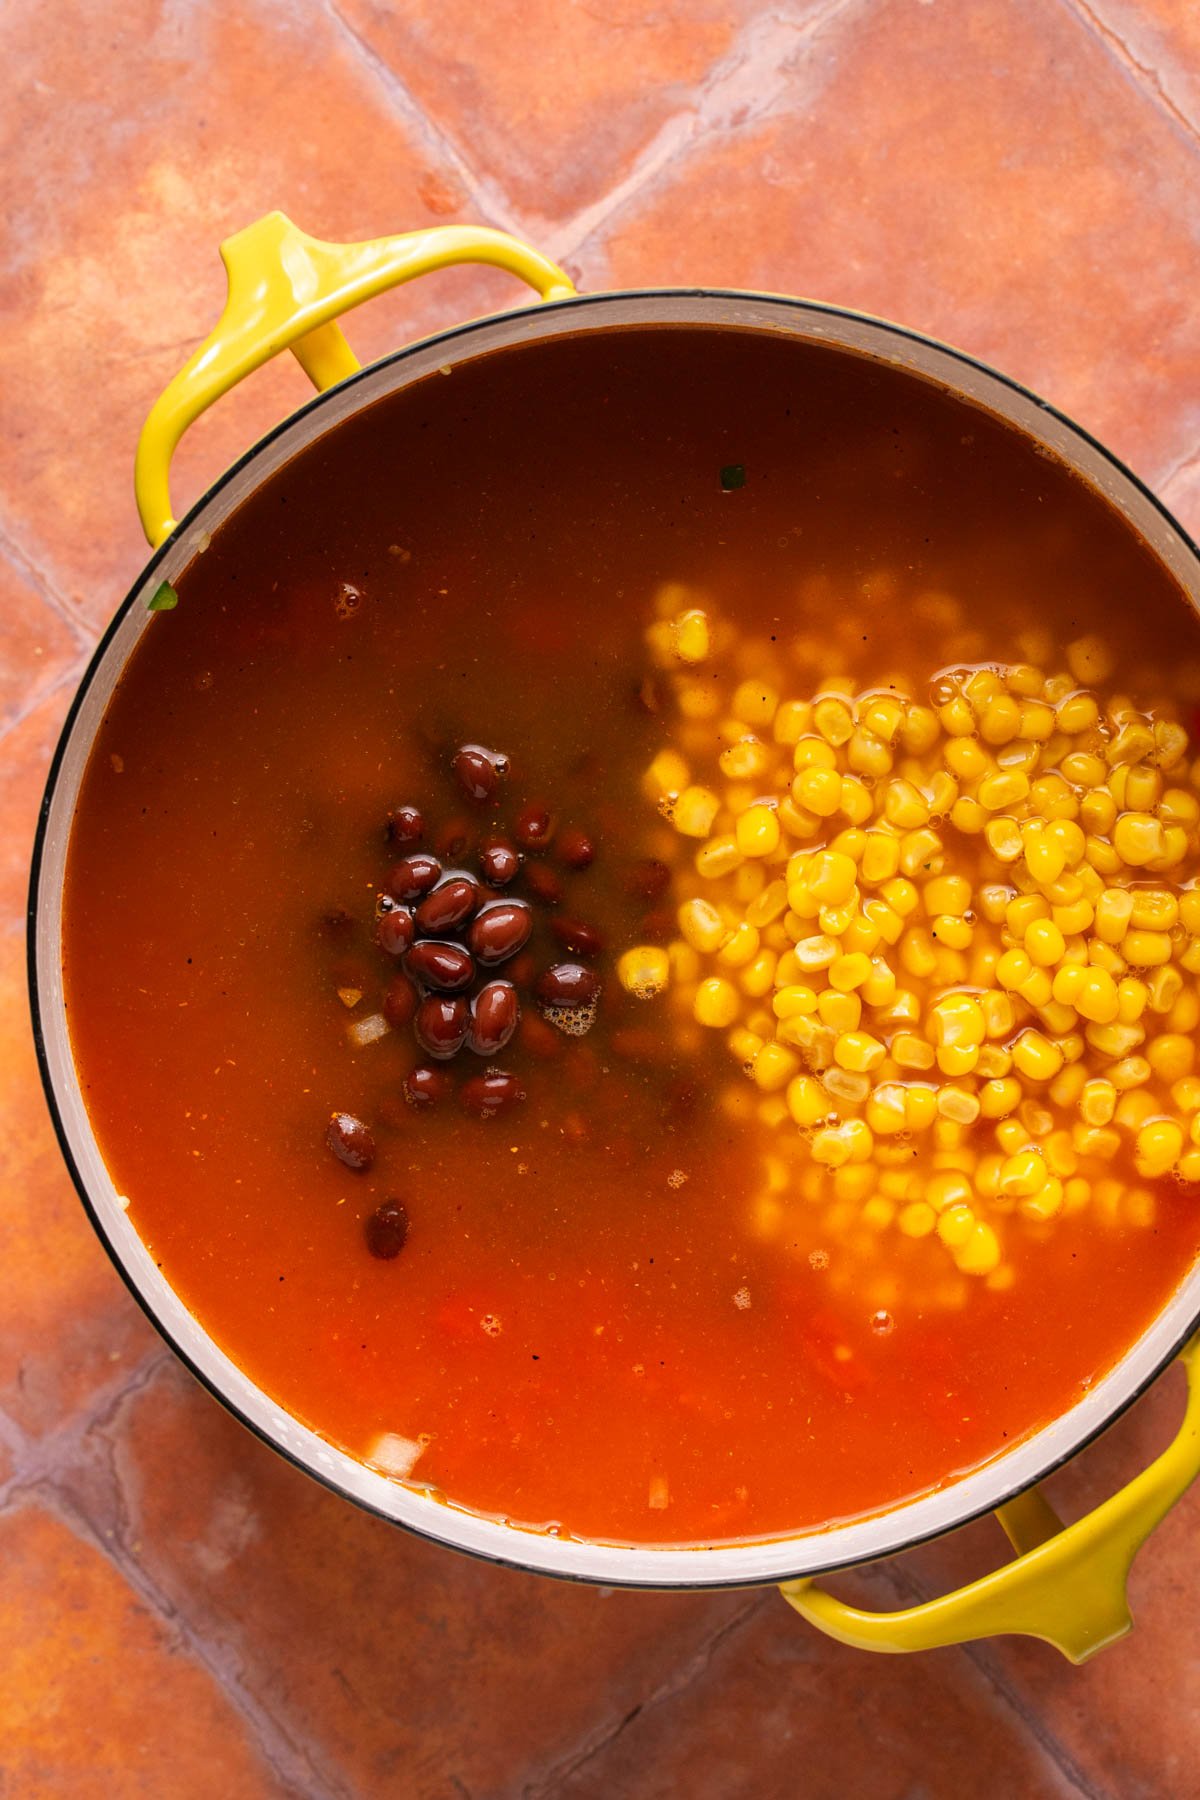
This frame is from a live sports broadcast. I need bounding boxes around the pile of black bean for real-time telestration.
[324,743,605,1258]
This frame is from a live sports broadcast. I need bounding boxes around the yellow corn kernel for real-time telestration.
[929,993,986,1049]
[785,1073,829,1127]
[977,768,1030,811]
[773,984,818,1020]
[719,736,769,782]
[732,678,780,728]
[892,1032,935,1071]
[937,1085,981,1124]
[1134,1118,1184,1178]
[937,1202,977,1249]
[997,947,1033,991]
[752,1041,800,1092]
[715,922,759,970]
[812,694,854,745]
[930,915,972,950]
[805,850,859,908]
[898,828,944,878]
[670,607,710,664]
[643,748,689,802]
[894,1201,934,1238]
[790,764,841,818]
[899,703,940,753]
[1123,929,1171,968]
[879,877,919,917]
[860,831,901,886]
[694,977,741,1029]
[903,1085,939,1130]
[746,880,788,928]
[899,928,937,980]
[826,951,869,993]
[860,956,898,1008]
[840,911,882,957]
[1020,1177,1065,1222]
[673,785,721,837]
[950,796,987,835]
[834,1030,886,1073]
[1148,1034,1195,1083]
[821,1119,877,1166]
[735,804,781,859]
[1147,965,1183,1013]
[1011,1030,1064,1082]
[985,817,1024,862]
[794,935,839,975]
[1115,977,1148,1022]
[1020,700,1056,741]
[617,945,671,998]
[846,727,893,779]
[1024,918,1066,966]
[883,778,931,830]
[817,990,861,1034]
[773,699,811,745]
[739,949,777,998]
[976,1044,1012,1079]
[1110,1055,1151,1092]
[1074,967,1120,1024]
[1023,827,1067,886]
[792,735,838,773]
[979,693,1021,745]
[1056,691,1099,734]
[923,873,971,917]
[944,737,988,781]
[1112,812,1166,867]
[1171,989,1200,1034]
[678,897,731,954]
[866,1084,907,1134]
[695,835,743,879]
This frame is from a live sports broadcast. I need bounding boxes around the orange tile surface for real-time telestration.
[3,0,1200,1793]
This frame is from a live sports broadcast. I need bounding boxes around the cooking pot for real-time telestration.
[29,212,1200,1662]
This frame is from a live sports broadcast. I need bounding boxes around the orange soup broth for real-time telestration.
[64,327,1200,1546]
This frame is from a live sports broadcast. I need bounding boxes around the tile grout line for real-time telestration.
[543,0,871,267]
[0,648,90,755]
[0,512,96,644]
[519,1590,771,1798]
[16,1360,353,1800]
[1059,0,1200,156]
[875,1556,1112,1800]
[318,0,532,240]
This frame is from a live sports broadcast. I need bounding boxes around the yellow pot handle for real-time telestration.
[134,211,576,549]
[781,1332,1200,1662]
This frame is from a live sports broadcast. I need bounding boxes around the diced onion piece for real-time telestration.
[347,1012,390,1047]
[367,1432,425,1478]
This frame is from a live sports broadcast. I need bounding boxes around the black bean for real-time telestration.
[452,743,509,803]
[523,861,563,906]
[556,827,595,869]
[365,1199,409,1259]
[515,805,555,850]
[387,805,424,847]
[415,994,470,1059]
[382,975,418,1029]
[535,962,599,1006]
[479,838,521,886]
[469,899,533,965]
[461,1070,525,1116]
[416,874,480,934]
[326,1112,376,1171]
[468,981,519,1055]
[404,1065,453,1107]
[387,853,442,900]
[407,939,475,992]
[377,905,415,956]
[551,915,604,958]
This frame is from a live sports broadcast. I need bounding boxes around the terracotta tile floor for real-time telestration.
[4,0,1200,1792]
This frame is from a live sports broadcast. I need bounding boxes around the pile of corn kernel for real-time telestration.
[617,594,1200,1283]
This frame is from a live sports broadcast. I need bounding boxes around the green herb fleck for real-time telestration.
[148,580,178,612]
[720,463,746,492]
